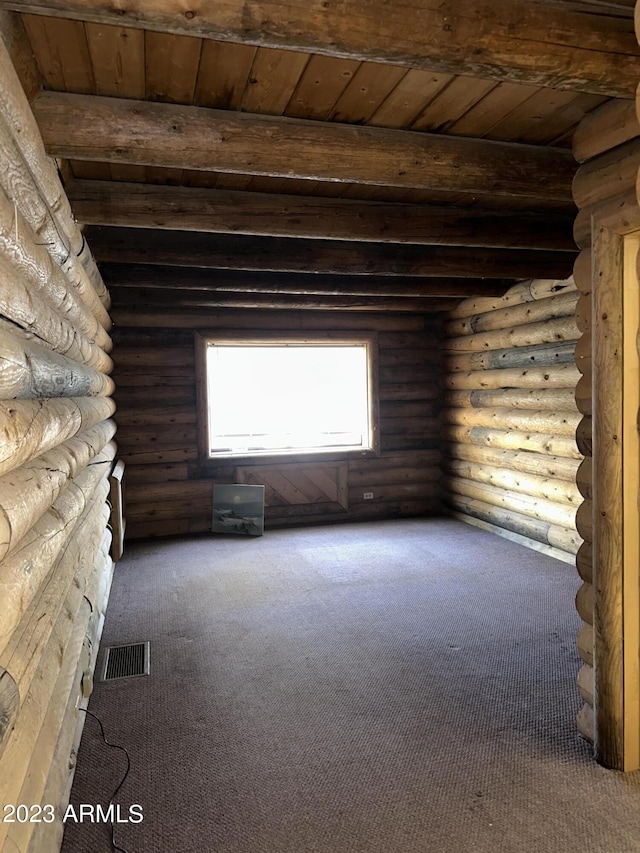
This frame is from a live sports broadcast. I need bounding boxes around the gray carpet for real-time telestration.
[62,518,640,853]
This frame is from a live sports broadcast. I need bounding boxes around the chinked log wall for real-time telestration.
[0,32,114,852]
[440,277,582,564]
[110,309,443,538]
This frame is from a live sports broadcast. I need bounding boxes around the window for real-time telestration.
[195,333,379,460]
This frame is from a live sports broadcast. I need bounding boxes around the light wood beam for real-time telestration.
[86,227,577,279]
[32,92,576,202]
[2,0,639,96]
[100,263,509,298]
[67,180,577,251]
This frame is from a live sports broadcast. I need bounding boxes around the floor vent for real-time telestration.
[100,642,150,682]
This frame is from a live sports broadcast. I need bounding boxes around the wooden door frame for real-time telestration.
[591,203,640,770]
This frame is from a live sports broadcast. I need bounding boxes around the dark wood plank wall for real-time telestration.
[112,307,444,539]
[440,277,583,564]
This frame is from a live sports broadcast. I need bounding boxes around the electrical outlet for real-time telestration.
[363,492,374,500]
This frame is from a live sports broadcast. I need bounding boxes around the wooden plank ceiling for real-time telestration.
[4,0,639,313]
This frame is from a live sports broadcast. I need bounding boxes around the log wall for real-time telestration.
[110,307,443,538]
[572,97,640,760]
[440,277,582,564]
[0,28,114,852]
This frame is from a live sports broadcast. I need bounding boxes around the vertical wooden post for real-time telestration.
[592,226,640,770]
[622,234,640,769]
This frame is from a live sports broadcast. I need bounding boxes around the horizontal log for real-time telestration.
[9,1,640,96]
[380,364,439,384]
[443,424,581,458]
[89,227,576,279]
[576,372,592,416]
[0,38,108,309]
[441,407,581,436]
[576,416,593,456]
[572,137,640,209]
[444,459,581,506]
[109,286,458,313]
[380,435,441,452]
[444,492,579,554]
[575,333,591,375]
[445,387,578,412]
[0,396,115,477]
[578,664,595,706]
[447,277,576,319]
[0,183,111,343]
[576,581,594,624]
[0,326,114,399]
[0,426,116,561]
[117,425,196,449]
[69,180,577,251]
[380,415,441,436]
[446,510,575,564]
[576,498,593,543]
[445,290,579,337]
[444,316,579,352]
[577,624,594,667]
[120,462,190,486]
[114,386,196,408]
[442,363,581,391]
[573,99,639,163]
[443,475,577,527]
[444,341,577,373]
[119,447,198,466]
[101,263,509,299]
[573,186,640,249]
[0,666,19,756]
[348,448,441,473]
[576,293,591,334]
[577,458,593,500]
[112,373,193,389]
[0,256,113,373]
[380,398,441,419]
[576,539,593,584]
[34,92,577,201]
[379,349,440,369]
[379,383,441,402]
[574,250,592,294]
[110,308,436,332]
[577,703,595,742]
[114,327,440,349]
[114,406,195,427]
[112,347,194,367]
[348,464,441,488]
[446,441,581,482]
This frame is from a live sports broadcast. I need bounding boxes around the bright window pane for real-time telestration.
[206,344,371,456]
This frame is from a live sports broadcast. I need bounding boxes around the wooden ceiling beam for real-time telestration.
[69,180,576,251]
[100,264,510,298]
[33,92,576,202]
[108,286,459,313]
[3,0,639,96]
[87,227,576,279]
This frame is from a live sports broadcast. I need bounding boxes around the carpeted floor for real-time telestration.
[61,518,640,853]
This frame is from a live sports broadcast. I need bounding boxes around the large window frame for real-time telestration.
[194,331,380,465]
